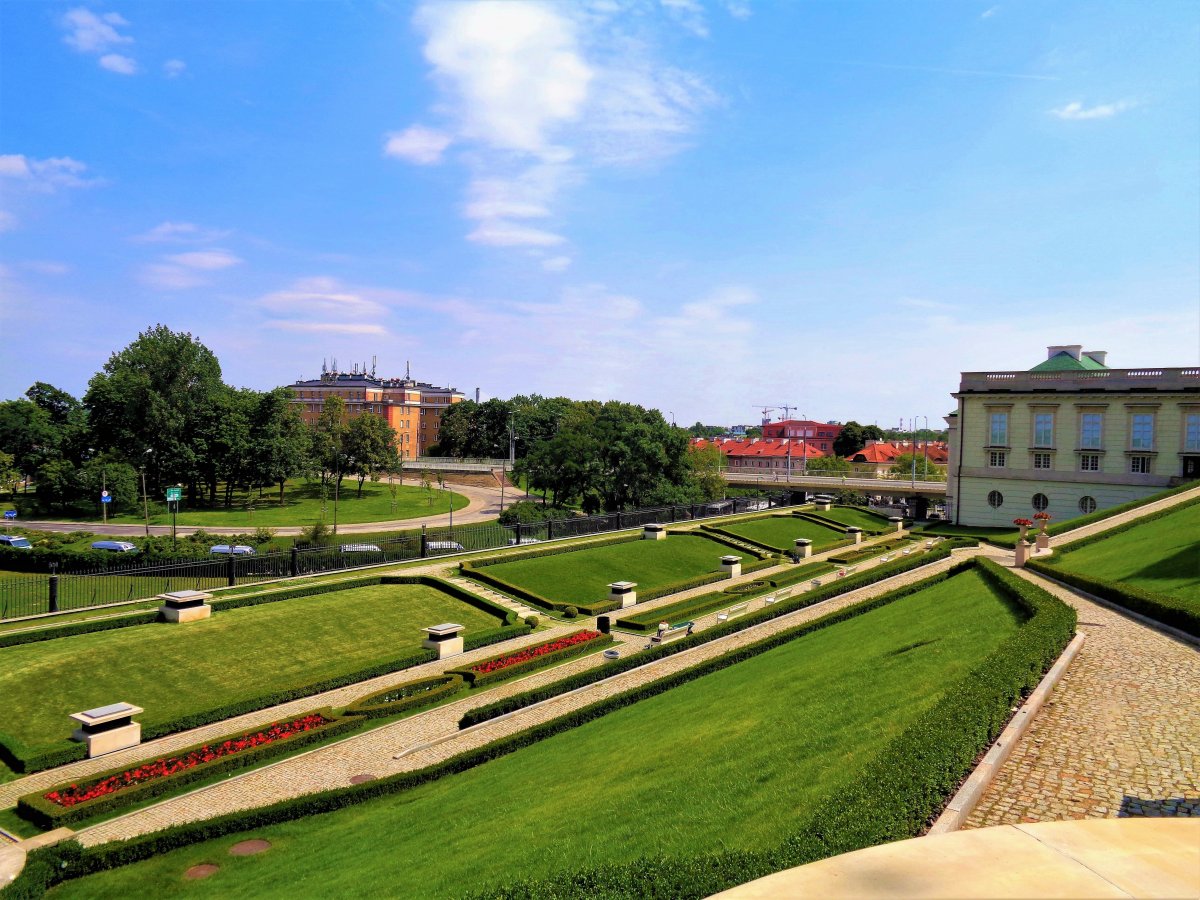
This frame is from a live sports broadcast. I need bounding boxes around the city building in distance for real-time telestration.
[946,345,1200,526]
[288,361,464,457]
[760,419,844,453]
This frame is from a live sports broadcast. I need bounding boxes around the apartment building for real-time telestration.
[692,437,828,475]
[945,345,1200,526]
[288,363,464,456]
[760,419,843,453]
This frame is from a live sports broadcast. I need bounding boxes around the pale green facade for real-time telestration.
[945,348,1200,527]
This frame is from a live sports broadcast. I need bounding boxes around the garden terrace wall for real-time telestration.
[17,708,356,829]
[8,556,1072,899]
[344,675,466,719]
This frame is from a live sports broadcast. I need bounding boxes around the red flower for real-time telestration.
[1012,518,1033,527]
[469,631,603,675]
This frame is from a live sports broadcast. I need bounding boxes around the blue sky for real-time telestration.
[2,0,1197,428]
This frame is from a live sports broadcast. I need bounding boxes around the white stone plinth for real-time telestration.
[889,516,904,533]
[608,581,638,607]
[83,723,141,758]
[1036,532,1050,551]
[816,502,831,511]
[69,703,144,758]
[159,603,211,623]
[422,623,465,660]
[847,527,863,545]
[1014,541,1031,568]
[794,539,813,559]
[720,555,742,578]
[642,524,666,540]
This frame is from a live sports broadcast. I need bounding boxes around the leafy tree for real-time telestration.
[745,426,763,439]
[35,458,77,511]
[78,457,139,512]
[0,451,20,497]
[310,395,348,487]
[889,453,946,480]
[833,421,866,457]
[344,413,399,497]
[686,422,727,438]
[803,455,852,473]
[252,388,311,504]
[686,443,725,501]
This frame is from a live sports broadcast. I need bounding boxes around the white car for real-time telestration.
[91,540,138,553]
[426,540,465,553]
[209,544,256,556]
[340,543,382,553]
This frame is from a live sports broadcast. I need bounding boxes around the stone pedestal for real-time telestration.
[608,581,637,608]
[422,623,465,660]
[1036,532,1050,551]
[720,555,742,578]
[157,589,213,623]
[70,703,143,758]
[642,524,666,540]
[816,501,831,511]
[1014,541,1031,568]
[847,527,863,545]
[889,516,904,533]
[793,539,813,560]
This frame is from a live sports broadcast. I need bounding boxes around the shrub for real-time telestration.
[344,675,465,720]
[524,615,539,628]
[448,630,611,687]
[563,606,578,619]
[253,526,276,545]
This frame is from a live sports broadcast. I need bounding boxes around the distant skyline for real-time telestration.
[2,0,1197,427]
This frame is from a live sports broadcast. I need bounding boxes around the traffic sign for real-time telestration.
[101,495,112,504]
[3,511,15,520]
[165,487,182,503]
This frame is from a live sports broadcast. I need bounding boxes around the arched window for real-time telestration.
[987,490,1003,509]
[1079,496,1097,514]
[1032,493,1049,512]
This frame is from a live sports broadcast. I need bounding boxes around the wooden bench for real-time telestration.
[649,621,694,646]
[716,602,750,622]
[810,579,823,588]
[760,594,777,607]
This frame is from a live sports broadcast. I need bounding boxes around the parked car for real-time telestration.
[0,535,32,549]
[91,540,139,553]
[426,540,465,553]
[339,543,382,554]
[209,544,256,556]
[506,537,544,546]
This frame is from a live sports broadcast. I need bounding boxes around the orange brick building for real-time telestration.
[288,364,464,457]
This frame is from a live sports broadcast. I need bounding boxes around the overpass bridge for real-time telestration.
[722,471,947,498]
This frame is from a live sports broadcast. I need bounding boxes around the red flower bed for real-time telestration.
[44,713,333,808]
[470,631,603,676]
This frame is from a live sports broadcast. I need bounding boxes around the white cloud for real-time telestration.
[22,261,71,276]
[137,263,208,290]
[384,125,453,164]
[256,276,401,338]
[163,59,186,78]
[0,155,100,191]
[99,53,138,75]
[1050,100,1135,120]
[61,8,132,53]
[165,249,243,270]
[467,221,566,247]
[541,255,572,272]
[133,221,230,243]
[267,321,387,335]
[981,5,999,18]
[661,0,709,38]
[723,0,752,19]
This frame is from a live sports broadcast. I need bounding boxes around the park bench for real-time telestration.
[810,579,823,588]
[650,621,694,646]
[718,601,751,621]
[776,587,792,600]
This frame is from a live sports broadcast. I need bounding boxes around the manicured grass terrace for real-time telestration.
[1047,501,1200,605]
[807,506,894,531]
[0,583,502,757]
[54,568,1024,899]
[713,515,845,553]
[476,533,752,606]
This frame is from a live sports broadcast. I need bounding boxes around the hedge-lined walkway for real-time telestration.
[74,545,987,847]
[965,568,1200,827]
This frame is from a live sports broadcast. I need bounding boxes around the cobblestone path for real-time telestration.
[76,545,982,846]
[965,567,1199,827]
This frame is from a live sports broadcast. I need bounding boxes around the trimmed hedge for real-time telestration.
[462,533,640,571]
[826,537,913,565]
[7,555,1069,899]
[345,675,465,720]
[677,528,773,560]
[16,708,357,828]
[795,511,887,535]
[765,561,839,589]
[0,734,86,775]
[1026,559,1199,637]
[1043,495,1200,555]
[448,631,612,687]
[0,610,160,650]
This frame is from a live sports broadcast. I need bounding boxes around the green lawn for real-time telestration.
[53,568,1023,899]
[714,515,846,553]
[0,584,502,756]
[18,479,469,528]
[809,506,894,531]
[477,534,752,606]
[1049,502,1200,604]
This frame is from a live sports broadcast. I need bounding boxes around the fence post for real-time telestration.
[546,519,553,541]
[226,553,236,587]
[420,525,428,558]
[616,511,623,530]
[48,569,59,614]
[290,546,299,578]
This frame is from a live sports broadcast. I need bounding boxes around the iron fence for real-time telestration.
[0,492,797,621]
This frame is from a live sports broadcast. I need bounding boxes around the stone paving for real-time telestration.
[965,567,1199,827]
[76,543,978,846]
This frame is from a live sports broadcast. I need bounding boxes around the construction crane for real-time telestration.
[754,406,776,425]
[777,403,801,421]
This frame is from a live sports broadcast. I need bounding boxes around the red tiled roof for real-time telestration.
[690,437,827,459]
[846,441,949,464]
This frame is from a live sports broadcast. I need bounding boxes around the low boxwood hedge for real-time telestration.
[765,561,839,589]
[16,708,357,829]
[827,537,912,565]
[0,610,161,650]
[1026,559,1198,637]
[448,631,613,688]
[795,511,887,535]
[674,529,772,560]
[344,675,465,720]
[6,556,1073,900]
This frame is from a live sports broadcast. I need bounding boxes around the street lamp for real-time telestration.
[89,447,108,527]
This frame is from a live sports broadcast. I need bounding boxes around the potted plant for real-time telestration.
[1013,518,1033,541]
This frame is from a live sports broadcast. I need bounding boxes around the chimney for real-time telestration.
[1047,344,1083,361]
[1082,350,1108,366]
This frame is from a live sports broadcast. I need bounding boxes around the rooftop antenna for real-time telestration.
[778,403,799,420]
[371,355,377,378]
[406,360,411,380]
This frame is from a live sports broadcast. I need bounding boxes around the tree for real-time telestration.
[0,399,57,477]
[686,422,727,438]
[344,413,399,497]
[77,457,139,512]
[35,458,77,511]
[745,426,763,439]
[0,451,20,498]
[310,395,348,487]
[685,443,725,501]
[833,421,866,457]
[888,453,946,480]
[804,455,852,474]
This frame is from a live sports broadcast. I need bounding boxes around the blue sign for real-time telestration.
[101,496,112,504]
[3,511,15,520]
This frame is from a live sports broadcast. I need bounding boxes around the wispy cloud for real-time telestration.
[837,60,1057,82]
[139,248,242,290]
[385,2,717,255]
[0,154,102,192]
[164,249,242,270]
[541,255,572,272]
[661,0,709,38]
[981,6,999,19]
[1050,100,1135,120]
[255,276,412,336]
[61,7,138,73]
[268,321,386,335]
[132,221,230,243]
[163,59,186,78]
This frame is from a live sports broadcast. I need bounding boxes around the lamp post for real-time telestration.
[920,415,930,480]
[140,449,153,537]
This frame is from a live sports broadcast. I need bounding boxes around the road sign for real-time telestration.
[3,511,15,520]
[165,487,182,503]
[101,495,112,504]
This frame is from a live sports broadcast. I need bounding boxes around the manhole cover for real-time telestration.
[185,864,219,880]
[228,839,272,857]
[349,773,375,785]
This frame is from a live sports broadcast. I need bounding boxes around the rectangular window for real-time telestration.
[989,412,1008,446]
[1130,414,1154,450]
[1079,454,1100,472]
[1033,413,1054,448]
[989,450,1006,468]
[1080,413,1103,449]
[1033,452,1052,469]
[1130,456,1151,474]
[1187,414,1200,452]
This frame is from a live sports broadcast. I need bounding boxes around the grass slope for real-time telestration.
[715,516,844,553]
[54,569,1023,899]
[809,506,892,531]
[0,584,500,755]
[1049,501,1200,604]
[479,534,751,606]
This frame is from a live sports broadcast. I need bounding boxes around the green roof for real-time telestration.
[1030,352,1108,372]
